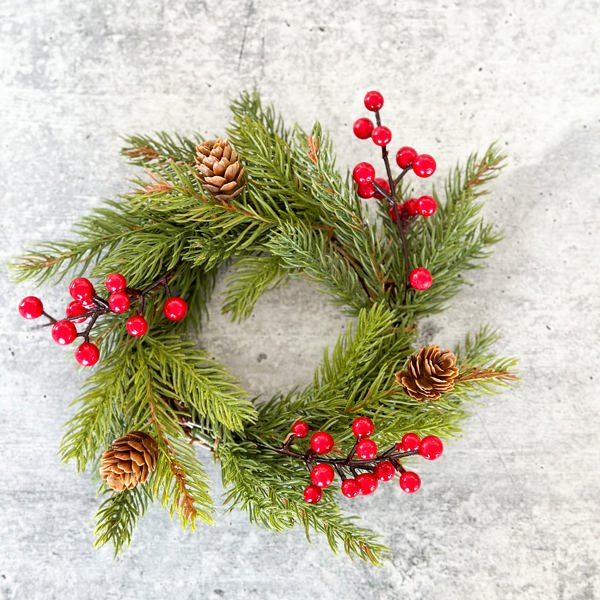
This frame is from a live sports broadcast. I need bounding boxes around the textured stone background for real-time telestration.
[1,1,599,598]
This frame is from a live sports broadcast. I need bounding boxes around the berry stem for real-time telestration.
[372,109,413,304]
[258,440,418,474]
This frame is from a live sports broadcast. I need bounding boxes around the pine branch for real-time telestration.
[121,131,201,167]
[141,333,257,432]
[220,441,389,565]
[266,222,372,312]
[222,254,289,321]
[94,485,152,554]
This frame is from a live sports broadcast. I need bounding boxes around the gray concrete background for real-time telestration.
[1,1,599,598]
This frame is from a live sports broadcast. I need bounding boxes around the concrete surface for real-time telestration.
[1,1,599,599]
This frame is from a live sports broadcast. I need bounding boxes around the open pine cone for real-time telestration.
[100,431,158,492]
[395,345,460,401]
[194,138,245,200]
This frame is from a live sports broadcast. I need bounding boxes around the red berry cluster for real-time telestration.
[18,270,187,367]
[351,90,437,292]
[281,416,443,504]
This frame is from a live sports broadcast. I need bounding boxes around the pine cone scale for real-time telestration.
[396,345,459,401]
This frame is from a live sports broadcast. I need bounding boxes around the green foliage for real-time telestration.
[12,91,516,563]
[222,254,289,321]
[94,485,152,555]
[220,441,389,565]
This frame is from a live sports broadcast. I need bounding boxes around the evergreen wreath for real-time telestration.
[14,90,517,565]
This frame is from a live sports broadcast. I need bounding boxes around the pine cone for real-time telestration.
[395,345,459,401]
[195,138,245,200]
[100,431,158,492]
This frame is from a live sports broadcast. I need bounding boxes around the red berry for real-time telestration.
[399,471,421,493]
[356,438,378,460]
[291,420,310,438]
[397,432,421,452]
[388,202,404,223]
[69,277,95,301]
[396,146,417,169]
[18,296,43,319]
[341,478,361,498]
[417,195,437,217]
[105,272,127,293]
[405,198,420,216]
[51,320,78,345]
[371,126,392,147]
[310,431,334,454]
[374,461,396,482]
[356,183,375,199]
[66,300,87,324]
[418,436,444,460]
[356,472,378,495]
[352,162,375,185]
[409,267,433,291]
[303,484,322,504]
[310,463,335,488]
[353,118,374,139]
[75,342,100,367]
[373,177,390,200]
[108,291,130,314]
[412,154,436,178]
[126,315,148,337]
[351,416,374,438]
[163,297,188,321]
[364,90,384,111]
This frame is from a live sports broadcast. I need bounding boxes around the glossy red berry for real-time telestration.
[405,198,420,216]
[291,420,310,438]
[356,472,378,495]
[19,296,43,319]
[108,291,130,314]
[388,202,404,223]
[51,320,78,345]
[310,431,334,454]
[75,342,100,367]
[353,118,374,139]
[399,471,421,493]
[373,177,390,200]
[409,267,433,291]
[418,436,444,460]
[364,90,384,111]
[417,195,437,217]
[126,315,148,337]
[371,126,392,147]
[356,183,375,199]
[412,154,436,178]
[105,272,127,293]
[164,297,188,321]
[66,300,87,324]
[341,478,361,498]
[396,146,417,169]
[374,461,396,482]
[356,438,378,460]
[352,162,375,185]
[310,463,335,488]
[397,432,421,452]
[303,484,322,504]
[351,416,374,438]
[69,277,95,301]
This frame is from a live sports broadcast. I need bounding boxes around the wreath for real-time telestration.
[14,90,517,565]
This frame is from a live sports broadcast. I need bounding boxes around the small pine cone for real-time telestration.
[100,431,158,492]
[395,345,459,401]
[195,138,245,200]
